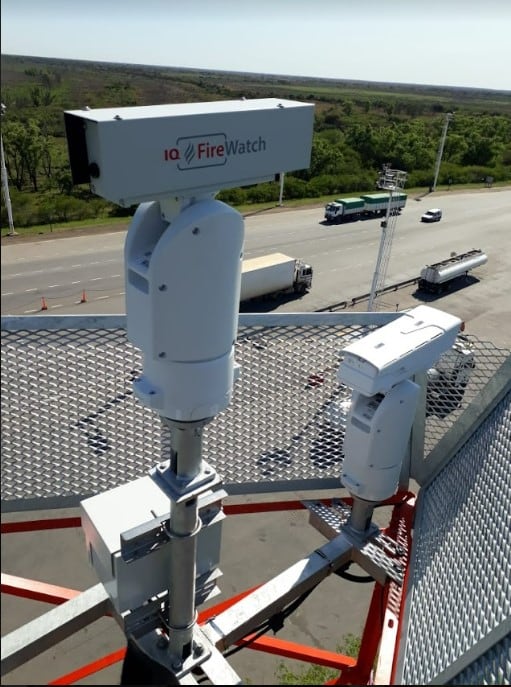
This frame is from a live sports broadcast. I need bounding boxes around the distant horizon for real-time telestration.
[3,52,510,96]
[2,0,510,92]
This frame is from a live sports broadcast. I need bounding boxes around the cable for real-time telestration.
[221,585,317,659]
[335,564,374,584]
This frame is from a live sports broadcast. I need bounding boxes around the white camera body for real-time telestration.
[64,98,315,422]
[338,305,462,396]
[64,98,314,205]
[125,197,244,421]
[338,306,462,501]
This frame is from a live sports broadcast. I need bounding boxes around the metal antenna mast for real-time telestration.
[432,112,454,192]
[367,166,407,312]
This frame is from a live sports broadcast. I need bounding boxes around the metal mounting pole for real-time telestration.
[164,418,208,666]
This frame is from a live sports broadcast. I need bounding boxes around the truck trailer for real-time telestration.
[240,253,313,302]
[324,192,407,224]
[360,192,407,216]
[418,249,488,294]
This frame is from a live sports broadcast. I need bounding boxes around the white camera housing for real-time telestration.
[64,98,314,205]
[64,97,315,422]
[338,305,462,502]
[125,197,244,421]
[337,305,462,396]
[340,381,421,501]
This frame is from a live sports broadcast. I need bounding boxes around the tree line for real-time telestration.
[1,59,510,229]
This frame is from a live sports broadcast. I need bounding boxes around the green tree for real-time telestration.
[460,134,494,166]
[346,124,378,167]
[2,119,49,191]
[342,99,354,116]
[295,137,345,181]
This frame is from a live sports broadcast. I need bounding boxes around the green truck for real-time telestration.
[324,192,407,224]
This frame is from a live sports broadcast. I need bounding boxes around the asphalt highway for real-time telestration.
[2,188,510,348]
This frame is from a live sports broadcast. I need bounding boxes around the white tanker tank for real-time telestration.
[418,249,488,293]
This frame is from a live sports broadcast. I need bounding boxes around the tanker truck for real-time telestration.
[240,252,313,302]
[418,249,488,294]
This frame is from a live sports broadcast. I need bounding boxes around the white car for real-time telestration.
[421,208,442,223]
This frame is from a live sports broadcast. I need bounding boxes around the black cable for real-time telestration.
[222,585,317,659]
[335,566,374,583]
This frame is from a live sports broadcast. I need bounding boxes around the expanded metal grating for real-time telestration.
[445,634,511,686]
[1,314,509,511]
[396,388,511,685]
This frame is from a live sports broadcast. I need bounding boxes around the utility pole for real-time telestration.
[432,112,454,192]
[278,172,285,206]
[1,103,16,236]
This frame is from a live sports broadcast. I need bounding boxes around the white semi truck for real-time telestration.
[324,192,407,224]
[418,249,488,294]
[240,252,313,302]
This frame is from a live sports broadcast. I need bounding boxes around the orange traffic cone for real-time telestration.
[80,290,87,303]
[41,296,48,311]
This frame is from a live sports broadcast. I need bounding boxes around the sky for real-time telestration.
[1,0,511,91]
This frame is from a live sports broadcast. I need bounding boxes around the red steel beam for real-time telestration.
[2,492,416,685]
[48,648,126,686]
[1,573,81,605]
[234,633,357,669]
[1,517,82,534]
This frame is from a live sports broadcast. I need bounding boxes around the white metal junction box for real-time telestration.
[64,98,315,204]
[80,475,225,614]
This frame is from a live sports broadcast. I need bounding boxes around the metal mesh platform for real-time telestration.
[1,313,509,511]
[2,312,510,684]
[395,387,511,685]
